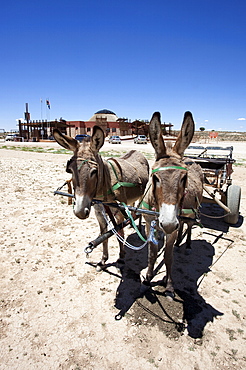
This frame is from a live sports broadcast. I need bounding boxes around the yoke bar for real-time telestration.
[92,200,159,217]
[54,189,159,217]
[54,190,74,198]
[54,189,201,223]
[84,216,139,255]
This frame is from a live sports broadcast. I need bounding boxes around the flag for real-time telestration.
[46,99,51,109]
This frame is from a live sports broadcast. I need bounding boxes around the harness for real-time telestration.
[139,165,201,223]
[77,158,98,170]
[73,156,137,198]
[107,159,137,193]
[74,156,147,241]
[152,165,188,173]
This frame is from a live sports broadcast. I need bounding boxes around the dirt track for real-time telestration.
[0,142,245,369]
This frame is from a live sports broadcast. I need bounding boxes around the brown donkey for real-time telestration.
[142,111,203,297]
[53,126,149,269]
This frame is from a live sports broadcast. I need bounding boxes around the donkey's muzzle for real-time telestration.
[73,195,91,219]
[159,203,179,234]
[160,221,179,235]
[74,207,90,219]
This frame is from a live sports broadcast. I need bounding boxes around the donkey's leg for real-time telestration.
[116,229,125,265]
[175,220,184,247]
[185,221,192,254]
[94,207,109,270]
[145,219,158,283]
[163,230,178,297]
[146,241,158,283]
[115,211,126,264]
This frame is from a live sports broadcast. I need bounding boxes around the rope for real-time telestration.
[200,212,229,219]
[99,203,148,251]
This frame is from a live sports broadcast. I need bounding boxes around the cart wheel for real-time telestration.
[224,185,241,224]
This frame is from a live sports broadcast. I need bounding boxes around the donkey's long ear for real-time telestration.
[53,129,79,152]
[149,112,166,160]
[90,125,104,153]
[173,111,194,157]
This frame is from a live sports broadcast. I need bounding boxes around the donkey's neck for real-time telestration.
[94,156,114,201]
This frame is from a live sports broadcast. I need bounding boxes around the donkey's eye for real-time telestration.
[180,174,187,187]
[66,159,73,173]
[153,174,160,185]
[66,165,73,174]
[90,169,97,177]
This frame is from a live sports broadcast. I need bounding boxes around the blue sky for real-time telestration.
[1,0,246,132]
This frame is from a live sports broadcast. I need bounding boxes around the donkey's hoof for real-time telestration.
[116,258,125,267]
[162,276,167,286]
[164,290,175,300]
[96,262,106,272]
[140,282,150,295]
[142,279,151,286]
[185,248,192,255]
[174,245,182,253]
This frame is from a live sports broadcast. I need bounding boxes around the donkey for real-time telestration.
[175,158,203,250]
[142,111,203,297]
[53,126,149,269]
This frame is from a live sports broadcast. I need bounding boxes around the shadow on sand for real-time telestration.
[87,200,239,338]
[113,223,224,339]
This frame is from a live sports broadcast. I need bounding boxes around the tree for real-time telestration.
[199,127,205,132]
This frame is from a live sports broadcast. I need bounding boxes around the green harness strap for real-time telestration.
[140,165,188,211]
[152,166,188,173]
[107,159,136,193]
[139,200,195,215]
[139,200,158,211]
[121,202,147,242]
[111,182,136,191]
[77,159,88,170]
[140,165,203,227]
[77,158,136,197]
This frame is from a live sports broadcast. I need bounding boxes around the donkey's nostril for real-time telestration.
[84,208,90,218]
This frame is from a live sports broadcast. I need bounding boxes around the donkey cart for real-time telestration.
[184,145,241,224]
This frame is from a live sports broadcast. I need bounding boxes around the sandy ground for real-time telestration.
[0,140,245,369]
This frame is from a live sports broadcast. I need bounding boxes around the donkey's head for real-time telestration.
[149,111,194,234]
[53,126,105,219]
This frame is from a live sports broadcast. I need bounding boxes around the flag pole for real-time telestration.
[46,98,50,138]
[40,98,43,121]
[40,99,44,139]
